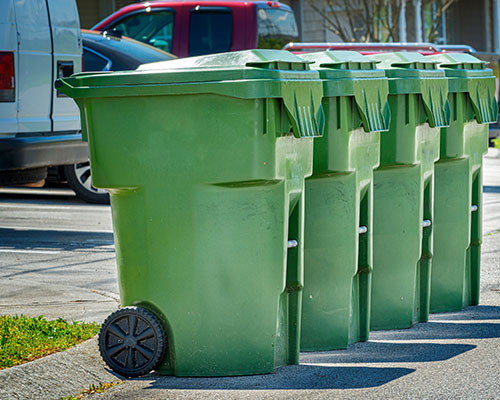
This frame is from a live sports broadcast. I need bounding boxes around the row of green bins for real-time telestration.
[56,48,497,377]
[298,51,390,350]
[56,50,325,377]
[369,52,450,330]
[427,53,498,313]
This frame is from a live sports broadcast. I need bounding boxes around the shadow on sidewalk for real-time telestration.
[0,227,114,251]
[138,365,414,390]
[483,185,500,193]
[428,305,500,321]
[300,342,475,364]
[368,307,500,341]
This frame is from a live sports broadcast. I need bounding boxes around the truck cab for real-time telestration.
[92,0,299,58]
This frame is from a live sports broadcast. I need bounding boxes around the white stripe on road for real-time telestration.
[0,249,61,255]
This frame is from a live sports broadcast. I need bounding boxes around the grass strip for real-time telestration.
[0,314,100,370]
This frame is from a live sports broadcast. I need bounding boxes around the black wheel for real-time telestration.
[98,306,167,377]
[0,167,47,185]
[63,162,109,204]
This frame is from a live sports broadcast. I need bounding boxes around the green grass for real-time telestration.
[0,314,100,370]
[61,381,122,400]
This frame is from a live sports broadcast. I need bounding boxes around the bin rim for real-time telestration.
[56,49,327,139]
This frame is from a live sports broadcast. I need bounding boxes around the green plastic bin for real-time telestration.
[298,51,390,350]
[56,50,325,377]
[425,53,498,312]
[369,52,450,330]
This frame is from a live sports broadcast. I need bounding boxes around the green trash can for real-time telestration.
[56,50,325,377]
[298,51,390,350]
[425,53,498,313]
[369,52,450,330]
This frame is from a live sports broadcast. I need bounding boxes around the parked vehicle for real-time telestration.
[92,0,299,58]
[48,30,176,203]
[0,0,86,186]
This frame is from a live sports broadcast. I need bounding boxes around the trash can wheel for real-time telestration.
[98,306,167,377]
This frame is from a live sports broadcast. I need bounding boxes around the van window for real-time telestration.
[110,10,174,52]
[257,7,299,49]
[189,8,232,56]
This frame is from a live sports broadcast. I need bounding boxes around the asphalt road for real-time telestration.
[0,187,118,323]
[0,152,499,399]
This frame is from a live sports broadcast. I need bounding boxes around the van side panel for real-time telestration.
[0,0,18,134]
[47,0,82,132]
[14,0,52,133]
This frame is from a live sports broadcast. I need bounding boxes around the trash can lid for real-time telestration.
[299,51,390,133]
[63,49,318,89]
[369,52,443,78]
[300,51,384,76]
[369,52,449,128]
[56,49,325,138]
[426,53,497,124]
[426,53,488,73]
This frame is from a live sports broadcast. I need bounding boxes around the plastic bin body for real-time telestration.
[297,51,390,350]
[369,52,449,330]
[426,54,497,312]
[57,50,324,377]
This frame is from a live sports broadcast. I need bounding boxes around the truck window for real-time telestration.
[189,8,232,57]
[257,7,299,49]
[110,10,174,52]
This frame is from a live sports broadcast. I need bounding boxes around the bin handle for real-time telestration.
[281,83,325,138]
[55,78,76,98]
[420,79,450,128]
[468,79,498,124]
[353,84,391,133]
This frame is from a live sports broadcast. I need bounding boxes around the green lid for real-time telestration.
[426,53,498,124]
[300,51,390,132]
[56,50,325,138]
[301,51,380,74]
[370,52,449,128]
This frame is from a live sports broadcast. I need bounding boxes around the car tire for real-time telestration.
[63,162,109,204]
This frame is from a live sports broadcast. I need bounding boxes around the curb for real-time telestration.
[0,338,120,400]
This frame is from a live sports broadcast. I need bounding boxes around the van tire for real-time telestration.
[0,167,47,186]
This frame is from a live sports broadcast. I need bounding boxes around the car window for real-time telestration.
[83,48,111,71]
[109,10,174,52]
[257,7,299,49]
[189,9,232,57]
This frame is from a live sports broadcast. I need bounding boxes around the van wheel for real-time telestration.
[63,162,109,204]
[0,167,47,185]
[99,307,167,377]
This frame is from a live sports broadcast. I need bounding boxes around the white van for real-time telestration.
[0,0,87,187]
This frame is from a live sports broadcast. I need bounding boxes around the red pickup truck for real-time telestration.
[92,0,299,58]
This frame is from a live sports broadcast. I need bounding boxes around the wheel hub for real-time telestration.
[124,336,137,348]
